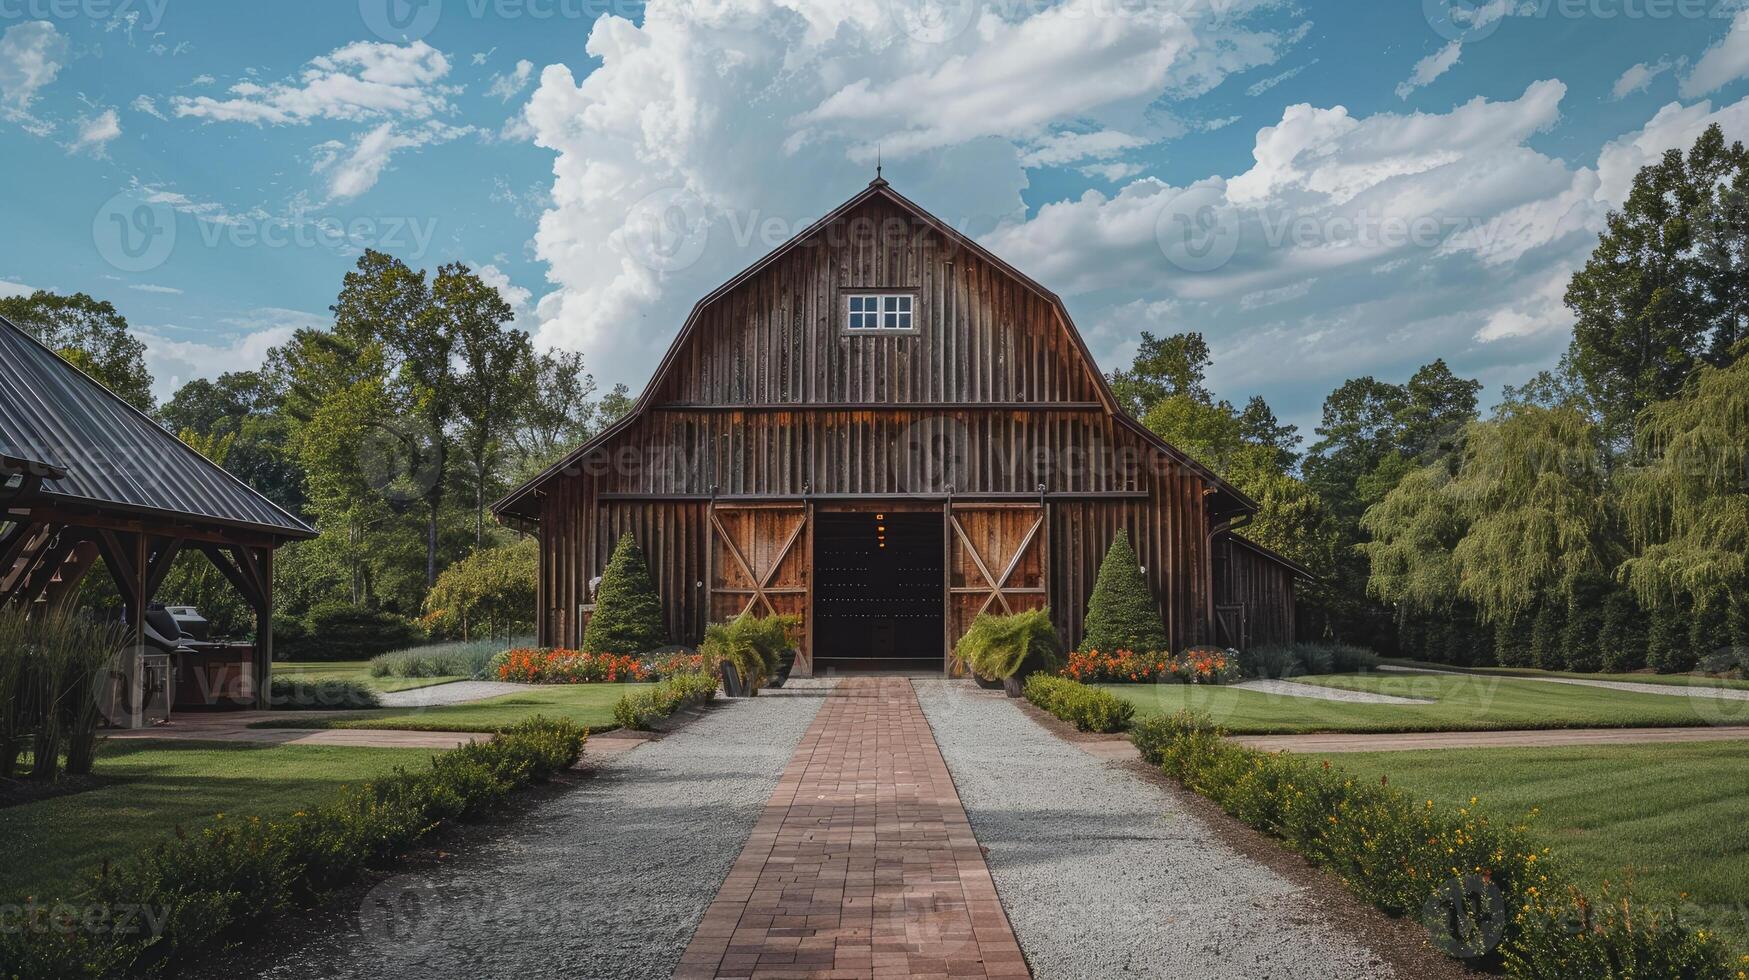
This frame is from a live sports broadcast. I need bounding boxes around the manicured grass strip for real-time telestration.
[1,720,584,978]
[1382,658,1749,691]
[247,683,641,733]
[1105,673,1725,734]
[274,660,464,693]
[0,740,433,902]
[1131,713,1734,978]
[1323,743,1749,959]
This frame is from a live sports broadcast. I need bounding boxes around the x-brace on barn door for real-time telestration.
[708,501,810,671]
[946,502,1047,667]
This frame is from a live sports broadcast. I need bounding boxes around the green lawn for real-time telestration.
[1382,659,1749,691]
[1325,744,1749,956]
[274,660,464,693]
[247,683,643,733]
[1,739,436,901]
[1104,673,1730,733]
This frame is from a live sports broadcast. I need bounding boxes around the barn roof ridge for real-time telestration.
[493,181,1258,519]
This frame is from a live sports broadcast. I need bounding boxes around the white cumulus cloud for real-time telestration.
[67,108,121,155]
[171,40,454,125]
[0,21,69,135]
[1681,10,1749,99]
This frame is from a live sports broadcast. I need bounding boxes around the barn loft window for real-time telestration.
[845,292,915,332]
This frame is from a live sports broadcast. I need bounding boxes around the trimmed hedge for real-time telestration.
[1078,531,1167,654]
[1023,674,1134,733]
[1129,712,1733,978]
[0,718,585,979]
[1237,641,1380,679]
[294,603,423,662]
[582,533,669,655]
[613,672,720,730]
[267,676,381,710]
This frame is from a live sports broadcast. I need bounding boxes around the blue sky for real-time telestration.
[2,0,1747,439]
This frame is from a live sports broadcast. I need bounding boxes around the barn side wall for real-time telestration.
[1213,537,1299,649]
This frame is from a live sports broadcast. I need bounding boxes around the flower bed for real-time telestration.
[1130,711,1734,978]
[488,647,706,684]
[0,718,585,979]
[1061,646,1240,684]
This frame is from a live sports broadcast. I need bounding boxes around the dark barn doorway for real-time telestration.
[812,510,944,672]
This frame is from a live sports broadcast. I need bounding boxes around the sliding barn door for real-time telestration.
[947,502,1048,670]
[708,502,811,672]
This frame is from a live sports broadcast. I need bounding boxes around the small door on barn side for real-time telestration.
[708,503,811,673]
[946,502,1047,672]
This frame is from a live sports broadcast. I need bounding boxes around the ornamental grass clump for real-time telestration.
[954,607,1060,681]
[369,638,524,679]
[0,606,128,780]
[700,613,798,695]
[1134,711,1735,978]
[581,533,669,655]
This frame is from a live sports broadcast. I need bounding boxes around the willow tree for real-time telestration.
[1359,462,1467,614]
[1446,406,1618,624]
[1618,351,1749,606]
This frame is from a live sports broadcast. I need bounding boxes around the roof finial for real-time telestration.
[876,145,882,181]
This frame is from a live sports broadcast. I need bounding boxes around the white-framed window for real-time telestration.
[845,292,915,331]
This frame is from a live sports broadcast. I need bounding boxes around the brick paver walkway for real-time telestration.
[675,677,1029,980]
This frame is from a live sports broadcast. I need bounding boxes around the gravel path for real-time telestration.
[915,680,1394,980]
[377,680,534,708]
[1379,664,1749,701]
[1233,678,1433,704]
[248,692,827,980]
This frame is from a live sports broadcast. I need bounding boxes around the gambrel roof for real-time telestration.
[495,178,1256,522]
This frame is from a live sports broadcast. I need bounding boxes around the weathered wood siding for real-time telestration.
[525,190,1247,658]
[1214,536,1299,648]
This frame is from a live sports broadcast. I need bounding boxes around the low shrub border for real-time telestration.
[268,676,381,710]
[1023,675,1135,733]
[613,673,720,730]
[0,718,585,979]
[1129,712,1735,978]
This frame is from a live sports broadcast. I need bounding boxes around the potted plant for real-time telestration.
[954,607,1061,697]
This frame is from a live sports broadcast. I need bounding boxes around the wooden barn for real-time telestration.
[493,178,1305,674]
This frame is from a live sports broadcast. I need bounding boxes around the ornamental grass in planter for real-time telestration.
[701,613,800,697]
[954,607,1061,697]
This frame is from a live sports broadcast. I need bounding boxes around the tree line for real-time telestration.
[0,253,630,641]
[1111,124,1748,672]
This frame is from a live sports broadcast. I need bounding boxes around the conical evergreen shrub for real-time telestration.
[582,532,670,654]
[1078,530,1168,653]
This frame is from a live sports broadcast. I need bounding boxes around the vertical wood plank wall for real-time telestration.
[1213,537,1299,647]
[525,193,1289,655]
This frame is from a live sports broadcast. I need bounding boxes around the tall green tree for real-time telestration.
[511,350,631,478]
[1107,331,1212,416]
[434,263,533,546]
[159,370,305,513]
[0,291,155,410]
[1617,349,1748,605]
[1565,123,1749,445]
